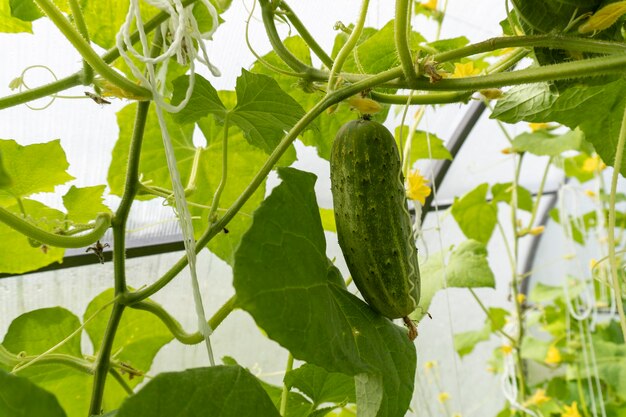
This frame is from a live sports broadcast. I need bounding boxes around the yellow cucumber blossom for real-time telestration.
[581,154,606,173]
[516,293,526,304]
[452,62,481,78]
[544,345,562,365]
[525,388,551,406]
[528,122,551,132]
[406,169,432,205]
[501,344,513,355]
[422,0,438,10]
[562,401,582,417]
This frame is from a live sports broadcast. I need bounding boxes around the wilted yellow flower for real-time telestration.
[422,0,437,10]
[347,96,382,114]
[581,154,606,173]
[562,401,581,417]
[545,345,562,365]
[452,62,481,78]
[525,388,551,406]
[501,147,515,155]
[516,293,527,304]
[528,122,550,132]
[438,392,450,403]
[501,344,513,355]
[406,169,432,205]
[529,226,545,236]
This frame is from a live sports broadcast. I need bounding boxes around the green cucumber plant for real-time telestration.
[2,0,626,416]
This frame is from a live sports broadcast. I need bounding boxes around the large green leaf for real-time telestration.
[115,366,281,417]
[570,339,626,398]
[108,103,267,263]
[451,183,497,244]
[1,307,91,417]
[233,167,416,417]
[0,199,65,273]
[511,129,584,156]
[84,289,174,411]
[9,0,70,22]
[410,240,495,321]
[511,0,597,33]
[0,369,67,417]
[0,0,30,32]
[0,139,74,199]
[284,363,356,407]
[171,71,303,162]
[62,185,111,224]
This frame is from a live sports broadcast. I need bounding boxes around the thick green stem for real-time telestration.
[88,303,125,415]
[131,295,237,344]
[121,67,402,304]
[395,0,417,84]
[0,208,110,248]
[370,90,471,104]
[258,0,311,73]
[607,106,626,343]
[34,0,151,100]
[67,0,93,84]
[278,2,333,69]
[327,0,370,92]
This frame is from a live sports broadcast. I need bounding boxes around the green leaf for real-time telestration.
[491,83,556,124]
[529,280,584,303]
[62,185,111,224]
[395,127,452,163]
[319,208,336,233]
[0,369,67,417]
[82,0,160,48]
[0,139,74,199]
[172,71,303,162]
[284,363,356,407]
[426,36,469,53]
[411,240,495,321]
[10,0,45,21]
[115,366,281,417]
[0,199,65,273]
[488,307,509,332]
[491,183,533,212]
[84,289,174,411]
[511,129,584,156]
[511,0,598,33]
[0,0,31,32]
[170,74,227,125]
[453,323,491,357]
[233,167,416,417]
[451,183,497,244]
[1,307,91,417]
[0,152,12,187]
[520,336,551,364]
[570,339,626,397]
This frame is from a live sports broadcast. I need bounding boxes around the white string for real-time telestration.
[116,0,221,365]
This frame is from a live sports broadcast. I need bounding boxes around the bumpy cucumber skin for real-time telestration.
[330,118,420,319]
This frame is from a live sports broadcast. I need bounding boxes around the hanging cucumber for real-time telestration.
[330,116,420,339]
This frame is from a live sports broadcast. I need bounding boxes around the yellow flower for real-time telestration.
[544,345,562,365]
[452,62,481,78]
[528,122,550,132]
[501,344,513,355]
[516,293,527,304]
[528,226,545,236]
[562,401,581,417]
[526,388,551,406]
[424,360,436,370]
[590,258,598,270]
[437,392,450,403]
[406,169,432,205]
[422,0,437,10]
[581,154,606,173]
[584,189,596,198]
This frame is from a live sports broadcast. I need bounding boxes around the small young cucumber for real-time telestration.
[330,117,420,336]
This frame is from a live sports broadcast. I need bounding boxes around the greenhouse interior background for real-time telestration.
[0,0,621,416]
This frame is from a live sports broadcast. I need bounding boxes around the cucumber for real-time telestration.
[330,117,420,337]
